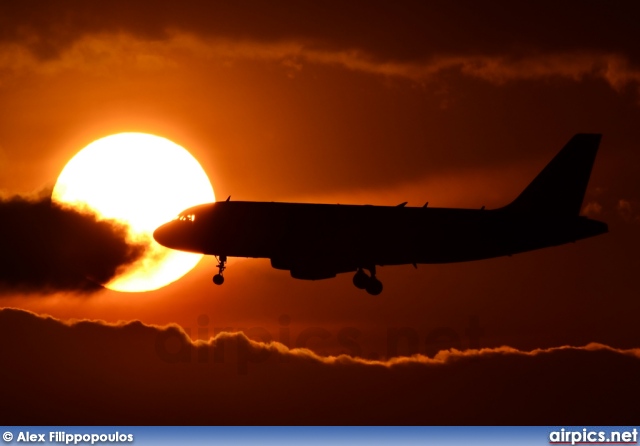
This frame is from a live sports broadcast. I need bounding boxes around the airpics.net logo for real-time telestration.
[549,428,638,445]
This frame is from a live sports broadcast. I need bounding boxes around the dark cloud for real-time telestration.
[1,1,640,64]
[0,194,148,294]
[1,308,638,425]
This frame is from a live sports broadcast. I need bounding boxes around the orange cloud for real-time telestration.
[2,32,640,95]
[617,199,640,222]
[2,308,638,425]
[583,201,603,217]
[0,194,148,294]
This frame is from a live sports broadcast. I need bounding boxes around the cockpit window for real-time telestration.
[177,214,196,222]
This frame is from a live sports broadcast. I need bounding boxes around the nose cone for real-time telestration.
[153,221,178,249]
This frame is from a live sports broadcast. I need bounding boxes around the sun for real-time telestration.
[52,133,215,292]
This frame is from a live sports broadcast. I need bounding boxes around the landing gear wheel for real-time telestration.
[213,255,227,286]
[353,269,369,289]
[354,265,383,295]
[365,277,383,296]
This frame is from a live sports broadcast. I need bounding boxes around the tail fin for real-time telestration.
[505,134,601,216]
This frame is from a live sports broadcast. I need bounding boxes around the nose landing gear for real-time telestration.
[212,255,227,285]
[353,266,383,295]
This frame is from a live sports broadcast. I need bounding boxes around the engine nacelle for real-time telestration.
[289,268,337,281]
[272,257,337,280]
[270,257,291,271]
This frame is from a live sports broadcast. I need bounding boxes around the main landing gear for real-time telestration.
[353,266,383,295]
[212,255,227,285]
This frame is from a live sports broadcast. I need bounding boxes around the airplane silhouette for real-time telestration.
[154,134,607,295]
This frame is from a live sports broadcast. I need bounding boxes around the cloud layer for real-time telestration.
[1,1,640,92]
[0,195,148,294]
[2,1,639,60]
[2,308,638,425]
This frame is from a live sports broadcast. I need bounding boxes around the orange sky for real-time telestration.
[1,0,639,424]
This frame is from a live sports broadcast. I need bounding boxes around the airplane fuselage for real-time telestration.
[154,201,607,280]
[152,134,608,294]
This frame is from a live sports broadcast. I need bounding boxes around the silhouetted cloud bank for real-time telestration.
[2,1,640,63]
[1,308,638,425]
[0,195,147,294]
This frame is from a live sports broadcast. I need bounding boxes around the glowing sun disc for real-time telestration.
[52,133,215,292]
